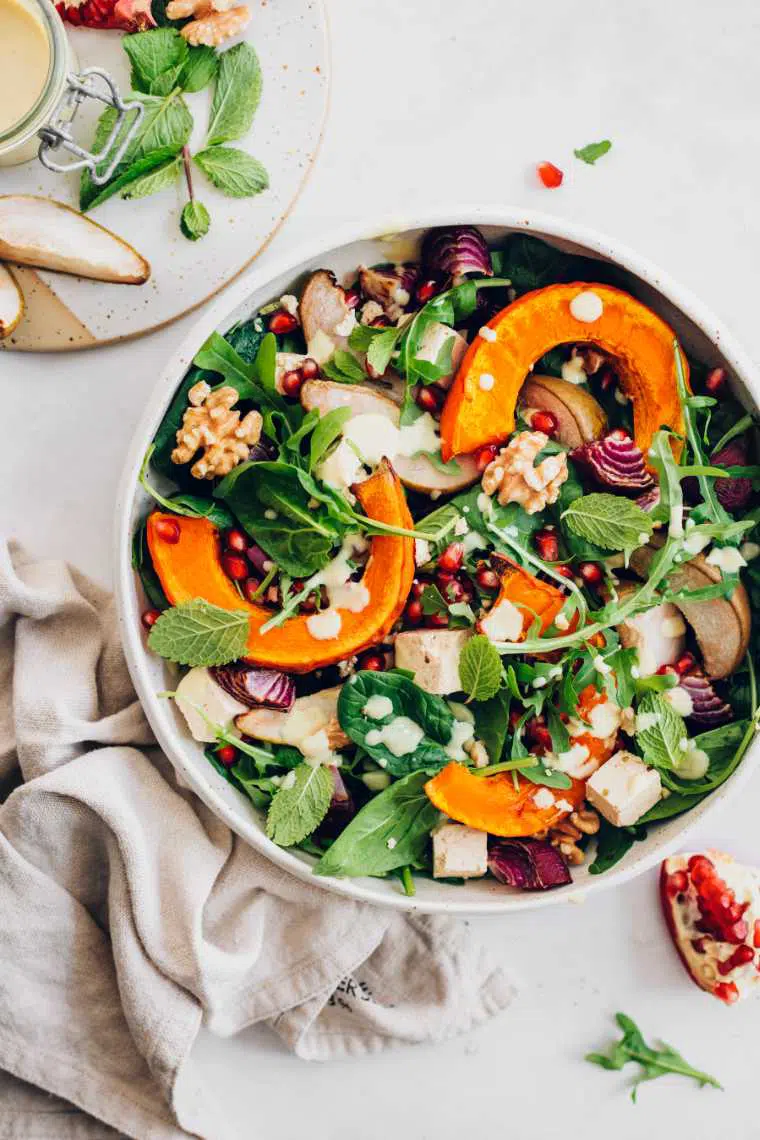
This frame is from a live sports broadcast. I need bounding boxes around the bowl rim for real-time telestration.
[114,204,760,915]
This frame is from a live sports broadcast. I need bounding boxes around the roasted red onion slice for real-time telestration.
[712,437,753,513]
[421,225,493,280]
[316,767,356,839]
[488,838,572,890]
[572,430,653,494]
[358,264,419,321]
[679,669,734,726]
[211,664,295,710]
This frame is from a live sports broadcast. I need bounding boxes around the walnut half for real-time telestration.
[171,380,262,480]
[481,430,568,514]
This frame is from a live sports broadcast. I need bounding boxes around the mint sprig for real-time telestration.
[562,492,653,554]
[265,763,333,847]
[458,635,503,702]
[148,599,249,666]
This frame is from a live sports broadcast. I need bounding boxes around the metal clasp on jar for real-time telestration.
[37,67,143,185]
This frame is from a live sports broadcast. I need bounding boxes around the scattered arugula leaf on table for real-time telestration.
[148,599,249,666]
[586,1013,722,1100]
[574,139,612,165]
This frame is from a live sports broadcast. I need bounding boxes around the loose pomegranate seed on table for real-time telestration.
[141,608,161,630]
[438,542,464,572]
[222,553,249,581]
[268,310,298,335]
[216,744,238,767]
[281,369,303,398]
[537,161,563,188]
[530,409,559,437]
[534,528,559,562]
[225,528,248,553]
[154,517,180,544]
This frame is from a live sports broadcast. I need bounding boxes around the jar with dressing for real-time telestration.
[0,0,142,180]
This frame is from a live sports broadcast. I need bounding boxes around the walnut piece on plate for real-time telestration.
[165,0,251,45]
[481,429,568,514]
[171,379,262,480]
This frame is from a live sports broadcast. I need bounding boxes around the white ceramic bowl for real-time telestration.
[115,207,760,914]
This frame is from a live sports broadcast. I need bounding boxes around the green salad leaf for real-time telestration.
[180,200,210,241]
[458,635,503,702]
[574,139,612,165]
[265,763,333,846]
[562,492,653,554]
[148,599,249,666]
[194,146,269,197]
[635,693,687,771]
[314,771,442,878]
[587,1012,722,1100]
[123,27,187,92]
[207,42,262,145]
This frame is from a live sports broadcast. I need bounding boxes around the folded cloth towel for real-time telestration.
[0,541,515,1140]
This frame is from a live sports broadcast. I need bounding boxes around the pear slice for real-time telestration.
[301,379,479,495]
[519,374,607,448]
[0,264,23,338]
[0,196,150,285]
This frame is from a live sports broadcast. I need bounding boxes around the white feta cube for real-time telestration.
[585,750,662,827]
[433,822,488,879]
[393,629,472,695]
[175,667,248,743]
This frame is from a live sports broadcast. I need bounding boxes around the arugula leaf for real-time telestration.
[207,42,262,145]
[123,28,187,93]
[309,406,352,470]
[194,146,269,197]
[178,45,218,93]
[122,155,180,199]
[148,599,249,665]
[314,771,442,878]
[338,671,455,776]
[265,763,333,846]
[635,693,687,771]
[181,201,210,241]
[458,635,502,702]
[586,1012,722,1100]
[562,492,653,554]
[574,139,612,165]
[321,349,368,385]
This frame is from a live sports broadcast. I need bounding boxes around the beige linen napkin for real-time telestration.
[0,540,515,1140]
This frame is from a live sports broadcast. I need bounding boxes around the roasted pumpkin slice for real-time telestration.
[486,554,572,639]
[146,460,415,672]
[440,283,687,461]
[425,763,585,837]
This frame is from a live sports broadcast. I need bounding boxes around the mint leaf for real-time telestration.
[458,634,502,702]
[148,599,248,665]
[178,45,218,92]
[180,200,210,241]
[562,492,653,553]
[586,1012,722,1100]
[207,42,262,145]
[194,146,268,197]
[123,28,187,93]
[123,155,180,199]
[636,692,687,770]
[574,140,612,165]
[266,763,333,846]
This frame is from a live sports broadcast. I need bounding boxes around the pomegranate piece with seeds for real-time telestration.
[57,0,154,29]
[660,850,760,1004]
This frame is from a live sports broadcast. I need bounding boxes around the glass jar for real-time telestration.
[0,0,76,167]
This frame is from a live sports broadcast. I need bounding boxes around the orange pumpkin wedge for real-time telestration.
[425,763,586,837]
[440,282,687,461]
[487,554,574,639]
[146,460,415,672]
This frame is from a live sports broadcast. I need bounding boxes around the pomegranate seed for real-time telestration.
[298,594,318,614]
[526,720,552,754]
[577,561,604,587]
[692,937,709,954]
[718,944,755,975]
[425,611,450,629]
[598,365,616,392]
[656,663,677,676]
[754,920,760,949]
[537,161,563,189]
[416,278,442,304]
[344,287,361,310]
[370,314,391,328]
[410,579,426,599]
[476,445,499,472]
[554,564,575,580]
[705,367,728,396]
[416,385,443,413]
[222,553,249,581]
[141,608,161,630]
[242,577,261,603]
[443,578,468,604]
[509,708,525,731]
[530,409,559,437]
[301,357,320,380]
[674,652,696,676]
[268,310,298,335]
[714,981,740,1004]
[225,528,248,553]
[534,528,559,562]
[358,650,385,672]
[281,369,304,398]
[476,566,500,591]
[154,517,180,544]
[667,869,689,897]
[405,599,423,625]
[438,542,464,573]
[216,744,238,767]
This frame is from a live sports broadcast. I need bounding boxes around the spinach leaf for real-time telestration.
[207,43,262,145]
[225,315,266,363]
[589,819,646,875]
[314,771,442,878]
[338,671,455,776]
[194,146,269,197]
[657,719,753,797]
[131,520,169,610]
[472,689,511,763]
[638,790,707,825]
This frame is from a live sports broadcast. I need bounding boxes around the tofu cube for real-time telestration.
[433,823,488,879]
[586,750,662,827]
[393,629,472,695]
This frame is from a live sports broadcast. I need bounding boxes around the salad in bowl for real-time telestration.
[128,221,760,900]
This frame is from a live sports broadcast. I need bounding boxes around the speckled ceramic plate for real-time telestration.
[115,208,760,914]
[0,0,328,351]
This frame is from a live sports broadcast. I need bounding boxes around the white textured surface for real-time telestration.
[1,0,759,1135]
